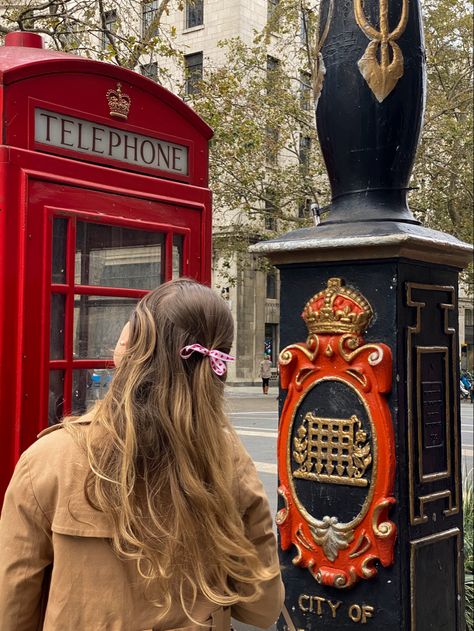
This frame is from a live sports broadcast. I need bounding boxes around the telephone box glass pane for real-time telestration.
[48,370,64,425]
[72,368,114,415]
[50,293,66,359]
[172,234,183,279]
[74,295,137,359]
[52,217,68,284]
[75,221,165,289]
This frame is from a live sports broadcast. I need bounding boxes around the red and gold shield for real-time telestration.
[277,277,396,589]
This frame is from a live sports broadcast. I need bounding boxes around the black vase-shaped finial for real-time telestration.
[316,0,425,224]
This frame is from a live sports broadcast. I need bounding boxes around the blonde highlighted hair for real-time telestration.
[67,279,277,619]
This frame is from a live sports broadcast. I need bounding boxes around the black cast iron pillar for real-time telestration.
[316,0,424,225]
[250,0,472,628]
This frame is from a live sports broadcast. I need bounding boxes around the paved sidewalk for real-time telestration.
[225,384,279,397]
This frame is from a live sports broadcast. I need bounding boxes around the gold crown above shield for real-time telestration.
[106,83,131,120]
[302,278,373,335]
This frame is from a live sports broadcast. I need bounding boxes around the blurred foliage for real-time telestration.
[0,0,471,284]
[411,0,473,287]
[0,0,182,85]
[189,35,329,272]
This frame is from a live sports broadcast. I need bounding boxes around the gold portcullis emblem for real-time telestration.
[293,413,372,487]
[354,0,409,102]
[106,82,131,120]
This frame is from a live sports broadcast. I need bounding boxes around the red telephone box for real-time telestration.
[0,32,213,495]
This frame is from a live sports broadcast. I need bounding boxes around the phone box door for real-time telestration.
[17,178,206,455]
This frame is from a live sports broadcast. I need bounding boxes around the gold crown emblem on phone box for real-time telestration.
[106,83,131,120]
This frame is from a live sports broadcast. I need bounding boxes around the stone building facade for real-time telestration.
[160,0,284,384]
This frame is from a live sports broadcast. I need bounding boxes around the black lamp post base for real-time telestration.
[274,256,465,631]
[323,190,420,225]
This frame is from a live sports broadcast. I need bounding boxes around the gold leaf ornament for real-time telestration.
[309,516,355,562]
[293,422,308,466]
[354,0,409,102]
[352,419,372,477]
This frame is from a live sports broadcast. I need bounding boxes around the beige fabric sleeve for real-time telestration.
[231,440,285,629]
[0,453,53,630]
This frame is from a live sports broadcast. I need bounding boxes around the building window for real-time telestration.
[267,55,279,76]
[142,0,159,36]
[266,57,279,95]
[264,323,278,364]
[264,190,277,231]
[266,271,277,299]
[185,0,203,29]
[463,307,473,371]
[299,135,311,169]
[184,52,203,95]
[266,56,280,162]
[267,0,279,21]
[466,308,473,343]
[266,55,280,164]
[264,214,276,231]
[266,125,279,164]
[141,62,158,81]
[300,71,312,111]
[102,9,117,49]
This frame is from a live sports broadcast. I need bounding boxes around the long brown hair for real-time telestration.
[67,279,277,618]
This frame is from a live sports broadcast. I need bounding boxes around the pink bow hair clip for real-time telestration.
[179,344,235,376]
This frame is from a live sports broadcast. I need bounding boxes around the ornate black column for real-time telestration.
[251,0,471,628]
[317,0,424,225]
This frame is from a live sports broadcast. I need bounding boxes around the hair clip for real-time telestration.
[180,344,235,376]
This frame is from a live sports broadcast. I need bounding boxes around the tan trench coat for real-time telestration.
[0,422,284,631]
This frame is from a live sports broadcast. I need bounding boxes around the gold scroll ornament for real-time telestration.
[354,0,409,102]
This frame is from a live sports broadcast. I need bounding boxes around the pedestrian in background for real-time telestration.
[461,370,472,402]
[259,354,273,395]
[0,279,284,630]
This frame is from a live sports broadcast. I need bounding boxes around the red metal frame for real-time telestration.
[25,182,199,441]
[0,38,213,496]
[47,210,152,418]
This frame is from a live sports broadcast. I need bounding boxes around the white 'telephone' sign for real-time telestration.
[35,108,188,176]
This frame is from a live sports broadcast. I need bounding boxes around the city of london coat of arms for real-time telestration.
[276,278,396,589]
